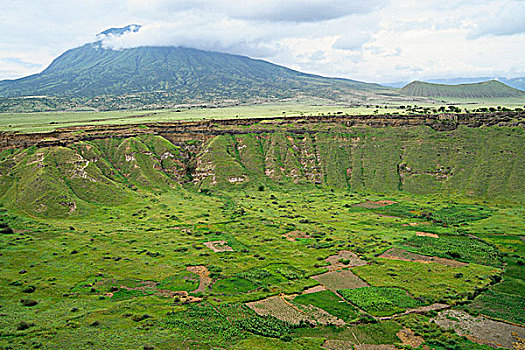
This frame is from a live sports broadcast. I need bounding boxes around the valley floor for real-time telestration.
[0,187,523,349]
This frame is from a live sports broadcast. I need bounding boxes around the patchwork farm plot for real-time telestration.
[0,185,523,349]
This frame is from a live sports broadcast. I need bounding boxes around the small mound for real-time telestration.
[283,230,311,241]
[416,231,439,238]
[204,240,233,252]
[325,250,367,271]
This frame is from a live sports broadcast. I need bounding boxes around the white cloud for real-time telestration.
[0,0,524,83]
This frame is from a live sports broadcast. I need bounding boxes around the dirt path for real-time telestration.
[378,303,450,320]
[186,265,212,293]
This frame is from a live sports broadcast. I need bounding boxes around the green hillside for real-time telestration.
[400,80,525,98]
[1,125,523,217]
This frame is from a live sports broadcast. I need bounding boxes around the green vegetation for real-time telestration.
[352,259,500,302]
[0,43,387,106]
[401,80,525,98]
[0,119,523,349]
[464,290,525,325]
[293,290,361,322]
[400,235,501,266]
[158,270,199,292]
[338,287,422,316]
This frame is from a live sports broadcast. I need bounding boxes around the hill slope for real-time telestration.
[400,80,524,99]
[0,27,385,102]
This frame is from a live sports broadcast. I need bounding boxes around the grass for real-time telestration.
[399,235,502,266]
[463,289,525,325]
[0,121,523,348]
[352,259,500,302]
[338,287,422,316]
[293,290,361,322]
[1,99,524,133]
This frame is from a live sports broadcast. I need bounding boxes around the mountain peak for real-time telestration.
[97,24,141,39]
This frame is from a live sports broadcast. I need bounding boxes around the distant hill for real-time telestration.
[0,26,386,104]
[400,80,525,99]
[426,77,525,91]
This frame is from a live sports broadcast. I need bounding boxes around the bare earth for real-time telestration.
[397,328,425,348]
[325,250,368,271]
[312,269,369,292]
[204,240,233,252]
[433,310,525,349]
[246,294,345,325]
[283,230,311,241]
[186,265,212,293]
[302,285,328,294]
[416,231,439,238]
[354,200,398,209]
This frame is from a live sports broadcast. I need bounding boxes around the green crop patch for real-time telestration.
[212,277,259,294]
[338,287,422,316]
[158,271,199,292]
[353,259,500,302]
[430,204,492,225]
[293,290,361,322]
[399,234,501,266]
[464,289,525,325]
[164,303,294,347]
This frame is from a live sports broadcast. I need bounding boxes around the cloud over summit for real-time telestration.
[0,0,524,82]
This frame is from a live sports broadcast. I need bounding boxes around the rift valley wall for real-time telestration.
[0,112,523,216]
[0,112,523,151]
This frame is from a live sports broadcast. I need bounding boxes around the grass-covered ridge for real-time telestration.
[1,124,522,219]
[401,80,525,98]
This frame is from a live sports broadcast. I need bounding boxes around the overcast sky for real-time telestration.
[1,0,524,83]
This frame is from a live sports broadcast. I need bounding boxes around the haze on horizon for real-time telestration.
[1,0,524,84]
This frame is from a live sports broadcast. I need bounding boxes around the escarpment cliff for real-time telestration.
[0,112,523,216]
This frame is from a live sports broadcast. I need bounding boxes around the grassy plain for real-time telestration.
[0,97,523,132]
[0,183,523,349]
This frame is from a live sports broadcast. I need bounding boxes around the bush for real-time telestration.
[20,299,38,307]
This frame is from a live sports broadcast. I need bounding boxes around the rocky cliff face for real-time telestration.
[0,111,522,151]
[0,112,523,216]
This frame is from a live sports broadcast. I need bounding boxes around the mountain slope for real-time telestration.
[0,27,385,102]
[400,80,525,99]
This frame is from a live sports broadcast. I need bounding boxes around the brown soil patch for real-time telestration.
[379,248,467,267]
[283,230,311,241]
[416,232,439,238]
[402,222,431,227]
[433,310,525,349]
[325,250,367,271]
[204,240,233,252]
[355,345,398,350]
[186,265,212,293]
[520,236,525,243]
[354,200,398,209]
[246,295,344,326]
[302,285,327,294]
[397,328,424,348]
[312,269,369,292]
